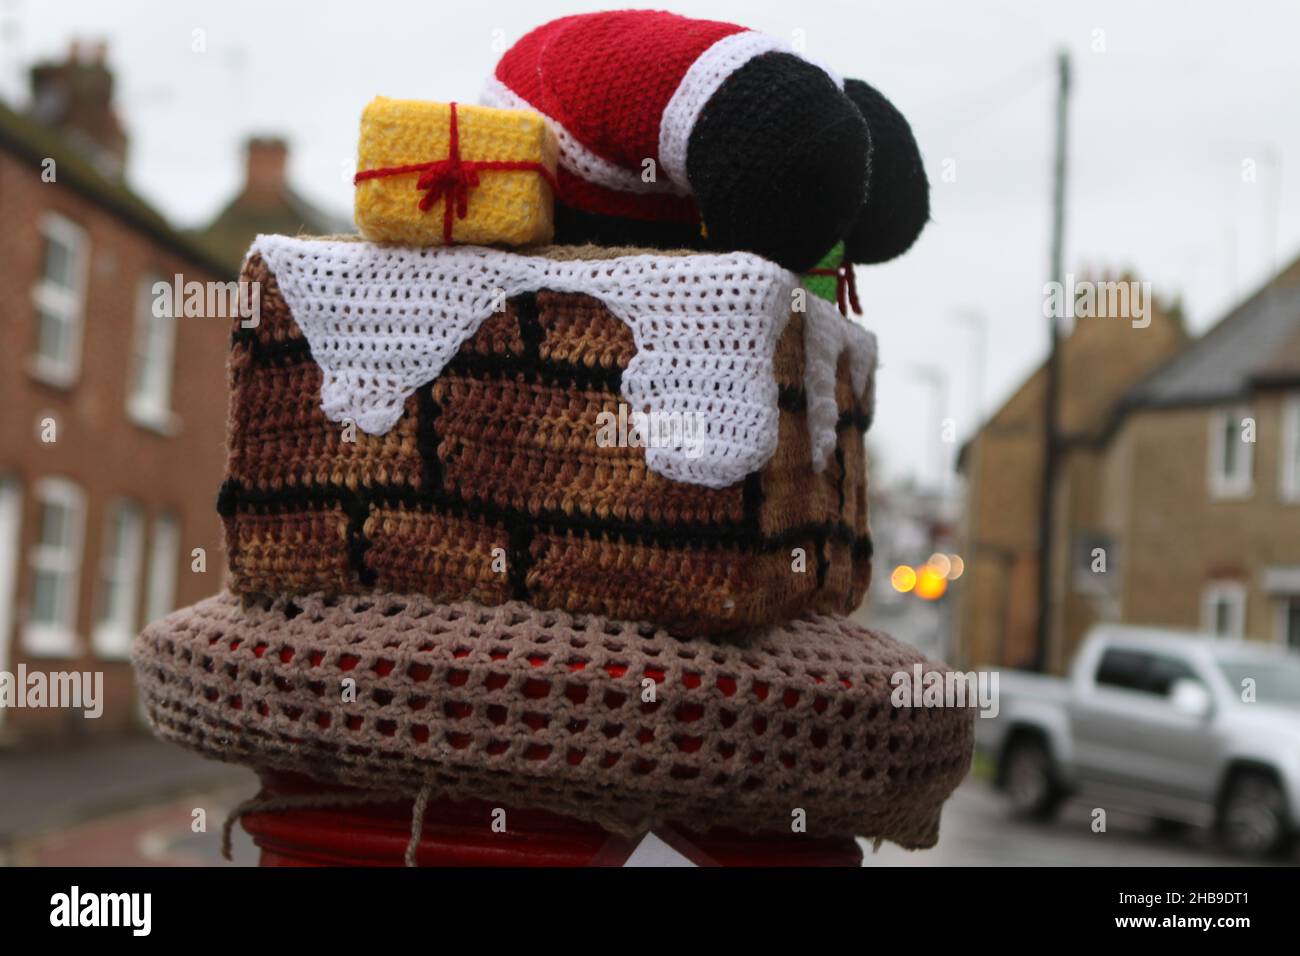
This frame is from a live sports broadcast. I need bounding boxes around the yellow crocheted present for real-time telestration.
[354,97,558,247]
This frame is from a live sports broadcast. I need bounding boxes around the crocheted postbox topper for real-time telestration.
[130,12,971,864]
[484,10,930,272]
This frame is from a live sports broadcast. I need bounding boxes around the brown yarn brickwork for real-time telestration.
[218,248,873,635]
[133,590,974,845]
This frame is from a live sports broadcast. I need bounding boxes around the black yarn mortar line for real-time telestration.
[230,319,871,431]
[217,477,870,558]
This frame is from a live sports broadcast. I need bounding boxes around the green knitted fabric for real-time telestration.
[801,241,845,304]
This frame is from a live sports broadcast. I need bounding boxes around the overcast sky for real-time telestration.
[6,0,1299,488]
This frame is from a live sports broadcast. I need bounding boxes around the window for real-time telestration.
[1208,407,1254,499]
[1142,654,1199,696]
[93,500,144,658]
[30,213,89,386]
[1095,648,1201,698]
[1202,581,1246,639]
[1276,597,1300,651]
[1095,648,1148,691]
[1281,393,1300,503]
[144,514,180,624]
[1218,654,1300,707]
[127,275,178,430]
[24,478,86,657]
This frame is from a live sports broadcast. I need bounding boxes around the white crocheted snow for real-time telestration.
[250,235,875,489]
[804,294,875,469]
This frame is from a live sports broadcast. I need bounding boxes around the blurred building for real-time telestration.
[0,43,236,744]
[198,135,350,264]
[955,276,1189,670]
[959,262,1300,671]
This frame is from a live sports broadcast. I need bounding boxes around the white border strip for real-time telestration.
[481,75,690,197]
[658,32,845,187]
[658,31,788,188]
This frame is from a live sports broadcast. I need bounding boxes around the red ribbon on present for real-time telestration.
[807,261,863,318]
[353,101,558,244]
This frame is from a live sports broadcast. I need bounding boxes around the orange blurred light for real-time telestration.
[947,555,965,580]
[927,553,952,578]
[891,565,917,593]
[914,564,949,601]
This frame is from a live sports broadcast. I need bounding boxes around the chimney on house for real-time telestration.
[241,136,289,205]
[201,133,348,264]
[29,39,128,176]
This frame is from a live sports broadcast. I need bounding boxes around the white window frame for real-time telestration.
[127,274,179,432]
[92,499,145,659]
[143,513,180,624]
[1281,392,1300,504]
[23,477,86,658]
[29,212,90,387]
[1207,406,1254,500]
[0,477,23,720]
[1201,580,1247,639]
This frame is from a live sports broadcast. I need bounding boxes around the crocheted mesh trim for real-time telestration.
[251,235,876,489]
[133,591,974,844]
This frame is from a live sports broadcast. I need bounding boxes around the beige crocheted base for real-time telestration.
[133,591,974,846]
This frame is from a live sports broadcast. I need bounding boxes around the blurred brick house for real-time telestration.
[958,262,1300,672]
[0,42,276,744]
[0,43,348,744]
[0,43,235,742]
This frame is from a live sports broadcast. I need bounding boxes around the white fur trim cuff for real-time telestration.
[658,31,844,189]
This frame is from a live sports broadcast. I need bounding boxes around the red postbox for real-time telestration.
[241,771,863,867]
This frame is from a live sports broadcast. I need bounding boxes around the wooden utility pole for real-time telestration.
[1033,50,1070,673]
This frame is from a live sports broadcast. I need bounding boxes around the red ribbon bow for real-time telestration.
[807,261,863,318]
[354,101,557,244]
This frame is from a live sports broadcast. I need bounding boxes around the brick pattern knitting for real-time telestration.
[133,590,976,845]
[243,235,876,485]
[220,239,875,636]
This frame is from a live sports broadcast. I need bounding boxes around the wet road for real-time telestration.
[14,774,1296,866]
[862,777,1297,866]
